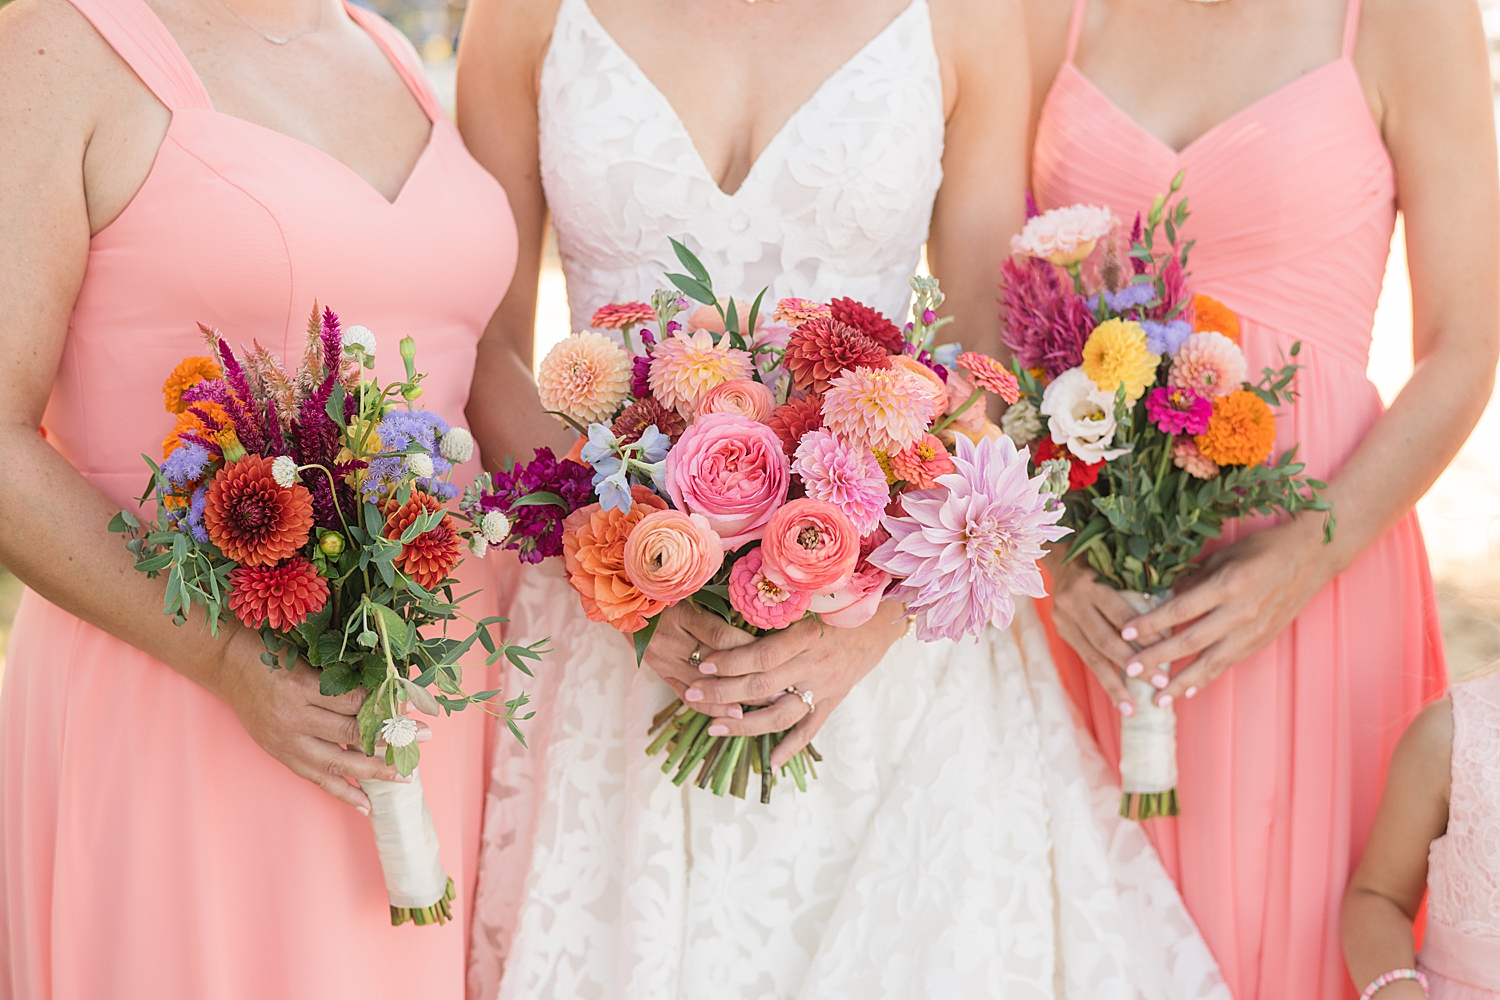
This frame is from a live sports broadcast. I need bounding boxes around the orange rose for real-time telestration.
[562,485,670,633]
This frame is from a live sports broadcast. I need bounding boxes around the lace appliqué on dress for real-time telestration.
[1427,675,1500,939]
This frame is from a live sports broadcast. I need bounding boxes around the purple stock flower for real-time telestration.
[479,448,593,563]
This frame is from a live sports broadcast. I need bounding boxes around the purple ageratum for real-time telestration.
[1144,386,1213,436]
[869,434,1069,642]
[479,448,594,563]
[160,443,211,486]
[1101,284,1156,312]
[1141,319,1192,358]
[1000,256,1096,379]
[186,486,210,544]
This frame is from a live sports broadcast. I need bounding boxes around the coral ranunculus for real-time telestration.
[1195,389,1278,467]
[623,509,724,603]
[228,556,329,629]
[1192,294,1241,344]
[664,412,790,548]
[697,378,776,423]
[562,486,669,633]
[784,318,890,394]
[759,498,860,595]
[204,456,315,566]
[162,356,223,415]
[1081,318,1159,402]
[727,547,813,631]
[382,490,462,591]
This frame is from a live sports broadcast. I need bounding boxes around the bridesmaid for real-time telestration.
[0,0,515,996]
[1023,0,1497,997]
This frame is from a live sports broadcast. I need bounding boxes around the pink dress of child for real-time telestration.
[0,1,517,997]
[1031,0,1448,997]
[1421,673,1500,999]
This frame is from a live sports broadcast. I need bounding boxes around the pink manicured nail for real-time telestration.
[1157,694,1174,708]
[1121,626,1138,641]
[1185,686,1199,699]
[1125,661,1143,677]
[1151,673,1169,690]
[356,805,370,816]
[416,728,433,743]
[685,688,704,703]
[728,706,743,719]
[1118,700,1135,717]
[769,691,786,702]
[699,661,718,675]
[708,724,729,737]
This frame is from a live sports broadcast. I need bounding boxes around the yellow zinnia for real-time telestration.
[1081,318,1160,402]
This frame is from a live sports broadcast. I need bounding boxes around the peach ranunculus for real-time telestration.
[888,354,948,415]
[664,411,790,548]
[624,509,724,603]
[562,485,669,634]
[697,379,776,423]
[759,498,860,595]
[808,560,892,628]
[688,299,758,337]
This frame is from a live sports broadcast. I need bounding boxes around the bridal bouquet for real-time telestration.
[111,307,544,925]
[486,240,1066,803]
[1002,177,1332,819]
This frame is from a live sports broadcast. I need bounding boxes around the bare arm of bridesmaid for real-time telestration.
[0,0,411,813]
[1088,0,1500,706]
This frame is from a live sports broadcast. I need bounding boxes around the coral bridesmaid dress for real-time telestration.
[0,1,516,997]
[1031,0,1447,997]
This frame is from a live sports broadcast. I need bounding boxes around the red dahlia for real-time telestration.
[767,397,824,458]
[829,298,905,355]
[612,396,687,445]
[205,455,315,566]
[1035,437,1103,490]
[228,557,329,630]
[382,491,462,591]
[783,318,890,394]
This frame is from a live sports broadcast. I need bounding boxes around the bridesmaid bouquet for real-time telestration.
[1002,177,1332,819]
[487,240,1066,803]
[110,307,544,925]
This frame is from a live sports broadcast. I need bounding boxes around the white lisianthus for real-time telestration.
[1000,397,1043,447]
[1039,367,1132,464]
[481,510,511,545]
[439,427,475,464]
[469,534,490,558]
[271,455,300,488]
[380,715,419,748]
[343,325,377,360]
[406,452,435,479]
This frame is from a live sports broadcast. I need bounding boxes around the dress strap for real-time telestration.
[1063,0,1088,64]
[64,0,213,110]
[1341,0,1363,58]
[343,3,445,123]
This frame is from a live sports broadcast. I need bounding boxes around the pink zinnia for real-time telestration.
[648,329,755,416]
[590,302,656,331]
[870,434,1069,641]
[792,429,890,535]
[1172,436,1220,480]
[772,298,831,326]
[955,352,1021,405]
[1144,386,1213,435]
[889,433,955,489]
[1169,331,1246,399]
[821,366,937,455]
[728,547,813,631]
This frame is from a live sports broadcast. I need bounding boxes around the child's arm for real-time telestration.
[1342,695,1454,997]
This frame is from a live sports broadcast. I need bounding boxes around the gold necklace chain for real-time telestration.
[216,0,322,44]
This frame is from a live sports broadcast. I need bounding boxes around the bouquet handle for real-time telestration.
[358,767,455,926]
[1117,590,1179,820]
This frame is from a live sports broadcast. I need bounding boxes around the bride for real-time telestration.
[457,0,1229,996]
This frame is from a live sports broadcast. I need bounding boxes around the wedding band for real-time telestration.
[786,686,815,712]
[688,644,703,667]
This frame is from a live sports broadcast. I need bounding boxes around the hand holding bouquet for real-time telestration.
[112,307,546,924]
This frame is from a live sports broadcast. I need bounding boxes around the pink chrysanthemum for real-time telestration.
[590,302,656,331]
[889,433,956,489]
[792,429,890,535]
[728,547,813,630]
[1173,436,1220,479]
[773,298,831,326]
[648,329,755,416]
[1168,331,1246,399]
[869,434,1069,641]
[955,351,1021,404]
[1145,386,1213,436]
[821,366,938,455]
[536,332,633,425]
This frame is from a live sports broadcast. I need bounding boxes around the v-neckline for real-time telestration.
[571,0,920,199]
[1059,58,1354,160]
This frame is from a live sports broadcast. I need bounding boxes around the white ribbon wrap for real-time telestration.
[358,768,449,909]
[1118,591,1177,796]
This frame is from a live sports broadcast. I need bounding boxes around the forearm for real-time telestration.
[466,330,572,475]
[1342,888,1425,998]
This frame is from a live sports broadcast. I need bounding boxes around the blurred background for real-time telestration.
[1,0,1498,682]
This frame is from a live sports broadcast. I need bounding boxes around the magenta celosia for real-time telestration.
[999,257,1096,379]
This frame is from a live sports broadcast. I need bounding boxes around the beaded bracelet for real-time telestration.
[1359,969,1429,1000]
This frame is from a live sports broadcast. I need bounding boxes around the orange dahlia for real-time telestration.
[612,396,686,445]
[382,491,462,591]
[161,356,222,415]
[784,318,890,394]
[228,557,329,630]
[829,298,904,354]
[1194,389,1277,467]
[163,400,235,459]
[205,456,314,566]
[1192,294,1241,344]
[767,396,824,458]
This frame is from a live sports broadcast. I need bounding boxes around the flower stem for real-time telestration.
[931,388,983,434]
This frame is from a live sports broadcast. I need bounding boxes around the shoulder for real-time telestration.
[1397,695,1455,797]
[456,0,560,103]
[929,0,1026,51]
[1356,0,1488,94]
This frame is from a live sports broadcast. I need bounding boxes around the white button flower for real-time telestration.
[271,455,300,488]
[1039,367,1132,464]
[406,452,435,480]
[380,715,419,748]
[439,427,475,464]
[481,510,511,545]
[469,534,490,558]
[343,325,377,360]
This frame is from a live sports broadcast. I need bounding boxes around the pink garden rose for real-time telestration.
[808,560,891,628]
[698,379,776,424]
[759,498,860,594]
[728,547,813,630]
[664,411,790,548]
[624,509,724,603]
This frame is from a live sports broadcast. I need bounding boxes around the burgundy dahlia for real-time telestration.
[612,396,686,445]
[829,298,904,355]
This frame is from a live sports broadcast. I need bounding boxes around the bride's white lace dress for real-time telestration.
[467,1,1231,997]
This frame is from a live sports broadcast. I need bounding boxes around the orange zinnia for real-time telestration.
[561,486,669,634]
[1192,294,1241,344]
[1194,389,1277,467]
[162,356,223,415]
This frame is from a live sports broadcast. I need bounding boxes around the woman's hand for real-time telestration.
[1119,516,1339,708]
[211,627,423,815]
[1046,551,1145,715]
[642,602,759,720]
[680,601,909,768]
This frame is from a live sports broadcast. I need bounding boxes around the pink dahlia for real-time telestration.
[792,429,890,535]
[889,433,955,489]
[1172,436,1220,480]
[821,366,938,455]
[955,352,1021,405]
[870,434,1069,641]
[590,302,656,331]
[728,547,813,631]
[772,298,831,326]
[1168,331,1246,399]
[648,329,754,416]
[1145,386,1213,435]
[536,332,634,425]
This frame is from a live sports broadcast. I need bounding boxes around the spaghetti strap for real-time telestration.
[1341,0,1363,58]
[63,0,212,111]
[1063,0,1088,64]
[343,3,446,123]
